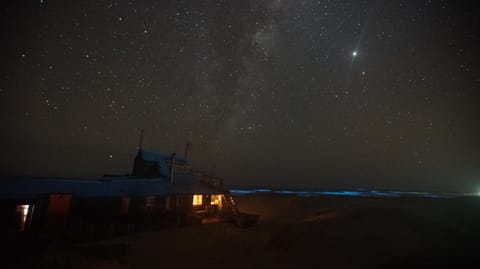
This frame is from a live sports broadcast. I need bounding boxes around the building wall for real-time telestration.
[1,191,228,241]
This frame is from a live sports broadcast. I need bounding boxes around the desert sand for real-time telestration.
[9,194,480,268]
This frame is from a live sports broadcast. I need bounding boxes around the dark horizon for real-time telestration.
[1,1,479,193]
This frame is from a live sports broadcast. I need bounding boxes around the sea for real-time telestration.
[228,188,475,199]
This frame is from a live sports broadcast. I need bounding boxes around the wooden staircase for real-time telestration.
[194,173,259,227]
[223,193,241,225]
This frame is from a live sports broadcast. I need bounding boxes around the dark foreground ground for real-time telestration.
[5,194,480,268]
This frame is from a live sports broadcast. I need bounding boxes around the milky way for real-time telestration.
[1,0,479,192]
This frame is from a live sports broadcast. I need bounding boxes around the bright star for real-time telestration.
[352,51,358,57]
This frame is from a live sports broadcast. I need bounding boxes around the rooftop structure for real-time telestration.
[0,143,256,240]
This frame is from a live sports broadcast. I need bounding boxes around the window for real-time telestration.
[165,196,171,209]
[210,194,223,208]
[120,197,130,215]
[16,204,30,231]
[47,194,71,215]
[192,194,203,206]
[146,196,156,207]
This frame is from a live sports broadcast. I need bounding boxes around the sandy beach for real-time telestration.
[8,194,480,268]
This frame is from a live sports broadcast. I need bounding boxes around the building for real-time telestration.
[0,147,252,241]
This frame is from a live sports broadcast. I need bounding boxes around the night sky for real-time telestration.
[1,0,479,192]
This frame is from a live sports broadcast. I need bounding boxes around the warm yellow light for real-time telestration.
[192,194,203,206]
[16,204,30,231]
[21,205,29,216]
[210,194,223,208]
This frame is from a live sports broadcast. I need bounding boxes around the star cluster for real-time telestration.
[1,0,479,191]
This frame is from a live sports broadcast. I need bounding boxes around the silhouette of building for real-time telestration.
[0,146,249,241]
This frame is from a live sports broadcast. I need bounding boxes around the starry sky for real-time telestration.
[1,0,479,192]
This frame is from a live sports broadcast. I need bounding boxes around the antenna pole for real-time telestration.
[170,153,176,184]
[138,129,144,151]
[185,141,191,160]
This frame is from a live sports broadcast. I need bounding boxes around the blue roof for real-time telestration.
[0,176,169,199]
[0,150,221,200]
[0,174,223,199]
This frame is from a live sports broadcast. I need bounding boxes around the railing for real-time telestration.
[170,165,226,191]
[197,174,224,190]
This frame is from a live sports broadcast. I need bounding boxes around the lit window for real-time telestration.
[16,204,30,231]
[210,194,223,208]
[192,194,203,206]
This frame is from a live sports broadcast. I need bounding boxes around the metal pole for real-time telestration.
[170,153,176,184]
